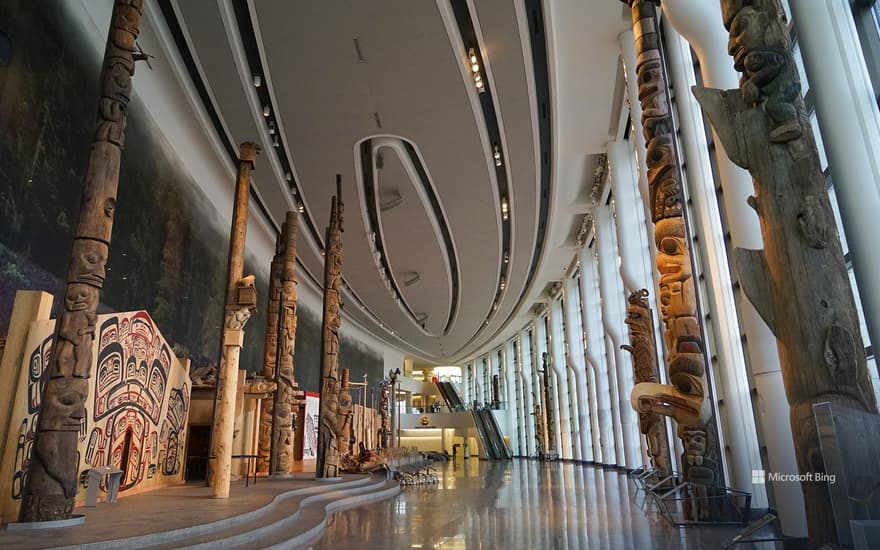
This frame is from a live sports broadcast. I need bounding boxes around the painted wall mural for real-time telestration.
[0,0,268,374]
[0,310,191,520]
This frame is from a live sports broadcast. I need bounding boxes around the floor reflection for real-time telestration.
[309,459,745,549]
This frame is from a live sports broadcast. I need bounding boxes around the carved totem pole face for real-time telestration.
[656,218,695,322]
[40,379,89,431]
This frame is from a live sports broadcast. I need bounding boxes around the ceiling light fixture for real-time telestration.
[298,203,304,213]
[268,120,276,135]
[503,251,509,264]
[253,74,262,87]
[263,104,271,117]
[285,171,292,182]
[493,145,502,167]
[272,135,280,148]
[501,197,509,221]
[468,47,485,93]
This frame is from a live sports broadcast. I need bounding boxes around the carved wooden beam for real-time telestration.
[316,175,344,478]
[18,0,144,522]
[694,0,880,544]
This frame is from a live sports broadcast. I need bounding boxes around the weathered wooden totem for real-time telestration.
[540,352,556,456]
[257,237,283,475]
[271,211,299,475]
[379,378,391,449]
[337,368,354,455]
[18,0,144,522]
[694,0,880,544]
[622,289,671,473]
[622,0,722,501]
[316,176,344,478]
[209,141,260,499]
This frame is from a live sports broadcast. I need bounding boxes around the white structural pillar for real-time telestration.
[520,329,536,456]
[790,0,880,363]
[660,23,767,507]
[564,277,594,462]
[595,204,640,468]
[578,244,615,465]
[660,0,806,534]
[550,298,574,459]
[607,139,662,466]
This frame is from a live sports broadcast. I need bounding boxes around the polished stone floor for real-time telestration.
[311,459,761,550]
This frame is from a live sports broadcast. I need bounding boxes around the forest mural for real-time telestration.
[0,1,384,399]
[0,0,267,371]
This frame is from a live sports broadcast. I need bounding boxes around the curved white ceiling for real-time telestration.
[165,0,630,362]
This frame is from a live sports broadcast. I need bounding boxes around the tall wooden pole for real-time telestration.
[18,0,144,522]
[208,141,260,498]
[622,289,671,473]
[540,352,555,456]
[271,211,298,475]
[257,238,282,476]
[694,0,879,544]
[316,176,343,478]
[622,0,723,507]
[338,368,353,455]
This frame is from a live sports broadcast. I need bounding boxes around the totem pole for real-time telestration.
[534,403,546,458]
[18,0,145,522]
[379,378,390,449]
[208,141,260,498]
[257,237,282,475]
[271,211,299,475]
[694,1,880,544]
[316,175,344,478]
[621,289,671,473]
[338,369,354,455]
[540,352,556,456]
[622,0,722,504]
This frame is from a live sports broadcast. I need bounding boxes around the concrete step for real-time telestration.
[164,477,399,550]
[49,475,381,550]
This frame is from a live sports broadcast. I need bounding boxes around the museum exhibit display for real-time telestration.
[1,0,879,546]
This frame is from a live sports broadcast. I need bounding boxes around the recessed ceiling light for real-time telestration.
[253,74,262,87]
[263,104,271,117]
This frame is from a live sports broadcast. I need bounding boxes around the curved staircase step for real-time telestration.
[49,475,377,550]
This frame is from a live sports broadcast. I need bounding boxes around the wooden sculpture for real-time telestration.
[209,142,260,498]
[622,0,721,504]
[271,212,299,474]
[379,378,391,449]
[338,369,354,455]
[694,0,880,543]
[316,176,344,478]
[622,289,671,473]
[540,352,556,455]
[257,238,282,475]
[18,0,145,522]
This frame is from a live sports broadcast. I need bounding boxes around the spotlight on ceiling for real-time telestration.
[268,120,276,135]
[298,203,304,213]
[501,197,509,221]
[285,171,292,182]
[468,47,485,94]
[263,104,271,117]
[494,145,502,167]
[253,74,262,87]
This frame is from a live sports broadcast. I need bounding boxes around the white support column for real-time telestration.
[565,277,594,462]
[578,245,616,465]
[503,343,517,453]
[660,2,805,532]
[520,328,536,456]
[550,298,573,459]
[790,0,880,361]
[595,204,640,469]
[659,23,767,507]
